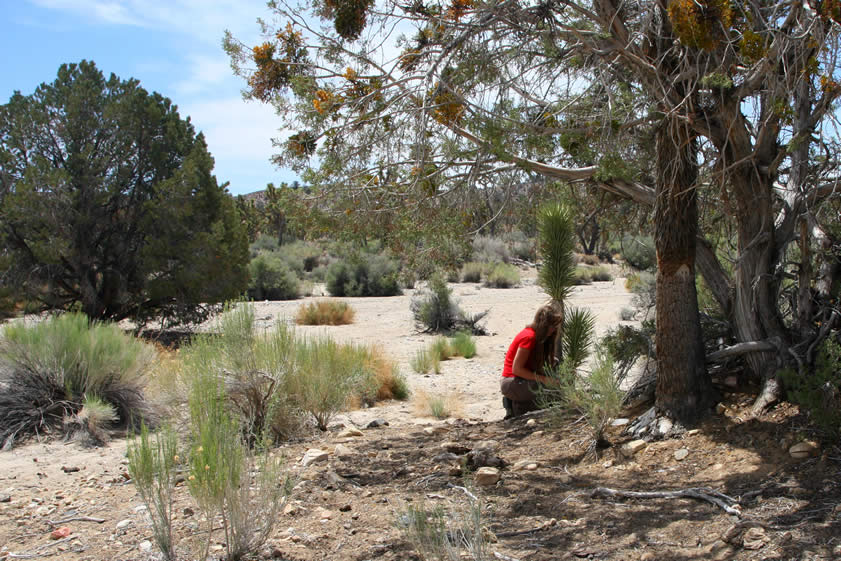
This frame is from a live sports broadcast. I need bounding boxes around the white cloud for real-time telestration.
[173,54,233,96]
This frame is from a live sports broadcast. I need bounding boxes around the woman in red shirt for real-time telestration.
[501,301,564,418]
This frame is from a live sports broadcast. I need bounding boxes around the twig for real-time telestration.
[495,519,558,538]
[493,552,522,561]
[46,515,105,525]
[591,486,742,516]
[446,484,478,501]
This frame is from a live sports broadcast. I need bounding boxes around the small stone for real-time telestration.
[474,467,501,486]
[610,418,629,427]
[512,460,539,471]
[337,428,363,438]
[210,544,225,552]
[686,429,700,436]
[282,503,299,516]
[50,527,71,540]
[139,540,153,553]
[133,504,147,513]
[366,419,388,428]
[115,519,132,530]
[448,465,463,476]
[183,507,195,517]
[60,466,81,473]
[334,444,355,458]
[526,419,536,427]
[531,430,544,437]
[301,449,329,467]
[0,494,10,503]
[716,403,727,415]
[674,448,690,461]
[423,426,448,435]
[441,442,471,454]
[602,460,614,468]
[656,417,673,435]
[339,504,352,512]
[789,441,820,459]
[316,507,333,520]
[640,552,656,561]
[621,439,647,457]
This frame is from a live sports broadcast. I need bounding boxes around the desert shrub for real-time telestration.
[249,234,280,256]
[502,229,537,262]
[627,271,656,315]
[781,337,841,439]
[590,266,613,282]
[326,253,401,297]
[398,496,490,561]
[181,303,300,441]
[65,395,119,446]
[413,390,461,419]
[472,235,511,263]
[411,275,488,334]
[619,307,636,321]
[460,262,485,283]
[431,337,454,361]
[0,313,157,448]
[544,345,624,458]
[280,240,323,275]
[186,365,290,561]
[410,347,440,374]
[446,269,461,283]
[360,346,409,402]
[577,253,601,266]
[295,300,355,325]
[247,253,300,300]
[127,424,179,561]
[483,263,520,288]
[450,331,477,359]
[601,323,654,383]
[573,266,594,285]
[288,337,371,429]
[620,235,656,271]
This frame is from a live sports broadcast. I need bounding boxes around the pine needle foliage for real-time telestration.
[537,203,577,303]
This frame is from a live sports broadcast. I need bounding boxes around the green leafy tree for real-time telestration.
[0,61,248,326]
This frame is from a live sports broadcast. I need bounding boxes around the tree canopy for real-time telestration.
[0,61,249,327]
[227,0,841,419]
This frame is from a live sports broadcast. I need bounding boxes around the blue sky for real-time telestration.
[1,0,299,196]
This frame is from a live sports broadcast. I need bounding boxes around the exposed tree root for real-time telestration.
[750,377,781,417]
[591,486,742,516]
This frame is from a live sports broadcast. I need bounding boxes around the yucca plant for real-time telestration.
[537,203,577,303]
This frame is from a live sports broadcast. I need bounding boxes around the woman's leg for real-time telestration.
[500,377,541,416]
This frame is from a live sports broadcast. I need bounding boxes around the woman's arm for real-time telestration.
[512,346,553,385]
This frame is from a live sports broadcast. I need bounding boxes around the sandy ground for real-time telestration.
[247,268,635,426]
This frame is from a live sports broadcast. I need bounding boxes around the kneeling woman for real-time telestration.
[500,301,563,418]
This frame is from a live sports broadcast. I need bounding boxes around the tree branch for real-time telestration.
[591,486,742,516]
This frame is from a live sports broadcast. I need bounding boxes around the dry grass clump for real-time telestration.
[413,389,463,419]
[295,300,355,325]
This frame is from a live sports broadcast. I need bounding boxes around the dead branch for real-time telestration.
[591,486,742,516]
[46,516,105,525]
[7,537,75,559]
[493,552,522,561]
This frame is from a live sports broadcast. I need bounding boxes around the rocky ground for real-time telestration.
[1,271,839,561]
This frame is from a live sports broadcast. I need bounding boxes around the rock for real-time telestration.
[423,426,449,435]
[50,527,71,540]
[0,494,10,503]
[366,419,388,428]
[474,467,501,486]
[640,552,656,561]
[466,448,505,469]
[115,519,132,530]
[621,440,647,457]
[715,403,727,415]
[531,430,544,437]
[133,505,147,513]
[60,466,81,473]
[316,507,333,520]
[301,449,329,467]
[526,419,536,427]
[674,448,689,461]
[686,429,700,436]
[441,442,471,454]
[742,527,766,550]
[334,444,355,458]
[655,417,673,436]
[183,507,195,517]
[325,471,345,487]
[433,452,461,463]
[602,460,614,468]
[512,460,539,471]
[611,418,629,427]
[139,540,153,553]
[339,504,352,512]
[448,464,463,476]
[283,503,299,516]
[337,428,363,438]
[789,441,820,459]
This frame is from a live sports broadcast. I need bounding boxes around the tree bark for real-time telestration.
[653,119,715,425]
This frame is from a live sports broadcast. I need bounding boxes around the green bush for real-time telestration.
[0,313,157,448]
[590,266,613,282]
[483,263,520,288]
[399,496,489,561]
[460,262,485,283]
[573,266,594,285]
[410,275,488,334]
[502,229,537,262]
[249,234,280,257]
[128,424,179,561]
[472,235,510,263]
[247,253,300,300]
[621,235,656,271]
[781,337,841,439]
[410,347,440,374]
[181,303,300,441]
[326,253,402,297]
[450,331,477,359]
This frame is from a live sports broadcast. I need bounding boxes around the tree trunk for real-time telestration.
[653,119,715,425]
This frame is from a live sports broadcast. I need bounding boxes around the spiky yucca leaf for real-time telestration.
[537,203,577,302]
[562,307,596,371]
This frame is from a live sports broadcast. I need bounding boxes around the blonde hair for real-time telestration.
[528,300,564,374]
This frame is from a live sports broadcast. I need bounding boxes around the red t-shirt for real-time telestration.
[501,327,535,378]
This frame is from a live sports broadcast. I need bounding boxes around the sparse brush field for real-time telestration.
[0,271,839,561]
